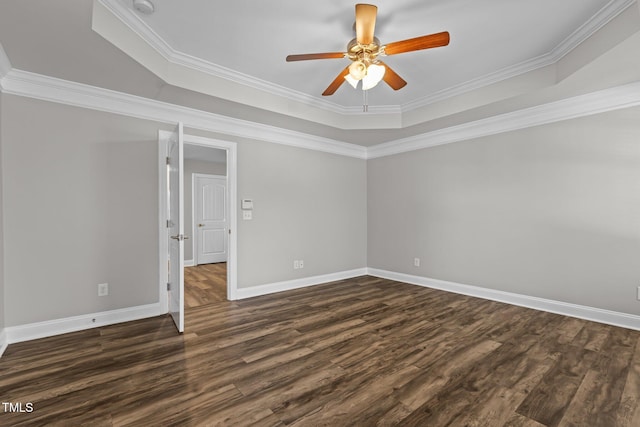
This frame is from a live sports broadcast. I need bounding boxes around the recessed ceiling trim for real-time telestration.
[96,0,393,116]
[170,48,399,116]
[93,0,402,129]
[0,67,367,159]
[95,0,635,119]
[170,49,367,115]
[552,0,636,59]
[368,80,640,159]
[95,0,172,58]
[404,0,636,112]
[403,52,556,112]
[2,58,638,162]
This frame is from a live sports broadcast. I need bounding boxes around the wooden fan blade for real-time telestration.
[322,66,350,96]
[286,52,346,62]
[378,61,407,90]
[355,4,377,45]
[384,31,450,56]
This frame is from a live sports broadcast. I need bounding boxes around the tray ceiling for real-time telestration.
[104,0,629,112]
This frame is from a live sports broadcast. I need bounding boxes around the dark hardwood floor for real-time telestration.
[184,262,227,307]
[0,276,638,426]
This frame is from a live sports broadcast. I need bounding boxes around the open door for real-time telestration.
[167,122,184,332]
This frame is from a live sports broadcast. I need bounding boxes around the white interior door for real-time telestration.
[195,175,228,264]
[167,123,184,332]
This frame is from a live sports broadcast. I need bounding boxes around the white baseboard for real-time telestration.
[235,268,368,300]
[4,267,636,357]
[1,269,367,353]
[0,329,7,357]
[368,268,640,331]
[5,302,166,345]
[184,259,195,267]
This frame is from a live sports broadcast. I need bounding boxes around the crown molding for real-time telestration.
[171,49,408,116]
[368,80,640,159]
[96,0,635,117]
[404,0,636,112]
[552,0,636,59]
[96,0,375,117]
[0,68,367,159]
[2,64,639,161]
[403,54,555,112]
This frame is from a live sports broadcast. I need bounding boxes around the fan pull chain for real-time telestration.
[363,89,369,113]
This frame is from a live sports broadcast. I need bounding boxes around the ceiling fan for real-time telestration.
[286,3,450,96]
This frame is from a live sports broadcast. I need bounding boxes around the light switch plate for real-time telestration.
[98,283,109,297]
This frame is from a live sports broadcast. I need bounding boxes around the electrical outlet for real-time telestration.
[98,283,109,297]
[242,211,252,220]
[299,260,304,269]
[414,258,420,267]
[293,260,300,269]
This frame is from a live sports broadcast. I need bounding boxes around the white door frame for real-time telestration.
[193,173,228,266]
[159,132,238,305]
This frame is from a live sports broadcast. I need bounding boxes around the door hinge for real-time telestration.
[166,156,170,165]
[167,282,171,291]
[166,220,170,228]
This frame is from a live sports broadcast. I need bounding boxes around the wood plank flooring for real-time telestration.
[184,263,227,308]
[1,276,639,426]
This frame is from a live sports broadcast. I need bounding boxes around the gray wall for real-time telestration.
[368,107,640,316]
[236,139,367,288]
[1,95,369,326]
[184,158,226,262]
[2,95,165,326]
[10,82,637,327]
[183,127,369,289]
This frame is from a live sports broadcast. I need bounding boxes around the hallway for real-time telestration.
[184,263,227,307]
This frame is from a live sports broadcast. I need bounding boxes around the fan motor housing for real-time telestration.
[347,37,381,62]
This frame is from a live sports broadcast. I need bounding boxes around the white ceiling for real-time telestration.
[113,0,621,109]
[1,0,638,145]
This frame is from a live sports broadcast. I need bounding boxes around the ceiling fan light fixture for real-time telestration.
[286,4,449,96]
[348,60,367,80]
[344,73,360,89]
[362,63,385,90]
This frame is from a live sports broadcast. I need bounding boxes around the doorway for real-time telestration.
[159,129,238,331]
[184,148,228,307]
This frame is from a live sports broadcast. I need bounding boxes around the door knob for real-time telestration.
[170,234,189,241]
[198,223,205,227]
